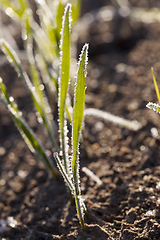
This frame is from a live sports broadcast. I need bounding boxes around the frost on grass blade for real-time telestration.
[146,102,160,114]
[84,108,142,131]
[151,67,160,105]
[71,43,89,231]
[0,78,57,178]
[58,3,71,173]
[54,152,74,193]
[72,43,89,183]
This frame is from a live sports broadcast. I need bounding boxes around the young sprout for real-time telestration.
[146,68,160,114]
[0,2,88,230]
[54,43,89,231]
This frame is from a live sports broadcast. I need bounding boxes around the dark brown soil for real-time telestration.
[1,1,160,239]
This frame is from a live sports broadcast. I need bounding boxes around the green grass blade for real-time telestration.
[54,152,74,192]
[58,3,71,172]
[35,0,57,57]
[0,0,27,19]
[23,10,45,105]
[72,43,89,231]
[0,77,57,178]
[146,102,160,114]
[70,0,81,24]
[152,67,160,105]
[0,39,58,151]
[31,21,55,63]
[56,1,64,42]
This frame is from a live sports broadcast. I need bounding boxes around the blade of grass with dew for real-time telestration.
[23,10,49,109]
[35,53,58,93]
[56,1,64,43]
[72,43,89,231]
[35,0,57,57]
[84,108,142,131]
[35,51,73,124]
[146,102,160,114]
[23,9,44,101]
[54,152,74,192]
[23,10,58,150]
[31,21,55,63]
[58,3,71,173]
[0,77,57,178]
[152,67,160,105]
[0,39,58,151]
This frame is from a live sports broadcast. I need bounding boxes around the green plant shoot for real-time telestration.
[58,3,71,173]
[0,39,58,151]
[0,78,57,178]
[152,67,160,105]
[72,43,88,231]
[146,68,160,114]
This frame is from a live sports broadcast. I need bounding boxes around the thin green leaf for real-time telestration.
[152,67,160,105]
[58,3,71,172]
[72,43,88,180]
[0,77,57,178]
[23,10,45,105]
[0,39,58,151]
[72,43,89,231]
[32,21,55,63]
[0,0,27,19]
[146,102,160,114]
[54,152,74,192]
[35,0,57,58]
[56,1,64,41]
[70,0,81,24]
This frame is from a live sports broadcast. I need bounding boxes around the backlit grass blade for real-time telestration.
[72,43,89,231]
[70,0,81,24]
[0,0,28,19]
[0,77,57,178]
[56,1,64,42]
[32,21,55,63]
[35,0,57,57]
[23,11,46,108]
[58,3,71,173]
[54,152,74,192]
[0,39,58,151]
[152,67,160,105]
[146,102,160,114]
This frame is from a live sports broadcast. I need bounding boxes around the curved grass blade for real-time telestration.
[72,43,89,231]
[146,102,160,114]
[0,77,57,178]
[152,67,160,105]
[0,39,58,151]
[58,3,71,173]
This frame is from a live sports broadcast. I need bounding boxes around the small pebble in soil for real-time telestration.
[156,182,160,190]
[0,147,6,156]
[0,179,6,186]
[145,209,156,217]
[17,170,28,179]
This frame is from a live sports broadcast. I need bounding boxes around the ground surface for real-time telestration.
[1,0,160,239]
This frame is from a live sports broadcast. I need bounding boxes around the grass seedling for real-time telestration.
[0,2,88,230]
[54,43,89,231]
[146,68,160,113]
